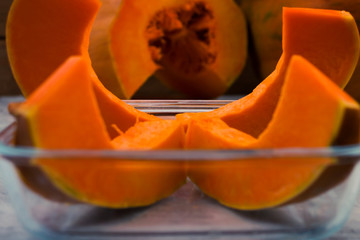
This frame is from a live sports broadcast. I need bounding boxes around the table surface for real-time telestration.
[1,96,360,240]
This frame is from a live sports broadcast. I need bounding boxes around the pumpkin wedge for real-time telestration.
[6,0,159,138]
[12,57,112,149]
[185,55,360,210]
[12,56,186,208]
[90,0,247,98]
[239,0,328,79]
[6,0,101,96]
[91,79,160,139]
[178,7,360,137]
[112,119,185,150]
[240,0,360,101]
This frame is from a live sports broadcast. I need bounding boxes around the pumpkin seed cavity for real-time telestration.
[145,1,217,74]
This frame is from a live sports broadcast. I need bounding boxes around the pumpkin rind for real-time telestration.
[6,0,158,139]
[240,0,360,101]
[13,56,186,208]
[178,7,360,137]
[185,55,360,210]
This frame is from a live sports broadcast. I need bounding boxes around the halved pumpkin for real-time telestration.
[90,0,247,98]
[12,56,186,208]
[178,7,360,137]
[185,55,360,210]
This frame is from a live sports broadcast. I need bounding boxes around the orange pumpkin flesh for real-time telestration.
[184,117,256,149]
[240,0,360,101]
[6,0,360,210]
[12,56,186,208]
[90,0,158,99]
[282,8,360,88]
[108,120,187,207]
[185,55,360,210]
[239,0,331,80]
[178,7,360,137]
[90,0,247,99]
[6,0,101,96]
[6,0,158,139]
[112,120,185,150]
[91,79,160,139]
[13,57,112,149]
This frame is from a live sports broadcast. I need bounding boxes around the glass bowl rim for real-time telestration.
[1,123,360,166]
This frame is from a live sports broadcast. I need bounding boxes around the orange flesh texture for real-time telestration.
[256,55,360,148]
[91,78,160,139]
[176,57,284,136]
[5,0,156,138]
[186,55,360,210]
[184,118,256,149]
[282,8,360,88]
[15,56,184,208]
[209,66,284,137]
[109,120,186,207]
[16,56,112,149]
[38,126,186,208]
[239,0,332,78]
[180,7,360,137]
[74,120,185,207]
[112,120,185,150]
[109,0,182,98]
[6,0,101,96]
[38,159,187,208]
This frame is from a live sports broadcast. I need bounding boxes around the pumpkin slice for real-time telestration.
[12,57,112,149]
[90,0,247,98]
[6,0,101,96]
[10,55,113,204]
[184,117,256,149]
[6,0,159,138]
[185,55,360,210]
[112,119,185,150]
[239,1,332,79]
[41,119,187,208]
[106,120,187,206]
[240,0,360,101]
[91,78,160,139]
[178,7,360,137]
[12,56,186,208]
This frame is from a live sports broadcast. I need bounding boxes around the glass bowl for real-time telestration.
[0,100,360,240]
